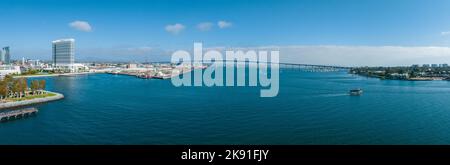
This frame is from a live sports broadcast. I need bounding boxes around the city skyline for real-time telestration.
[3,0,450,66]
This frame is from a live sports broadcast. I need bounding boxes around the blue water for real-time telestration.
[1,70,450,144]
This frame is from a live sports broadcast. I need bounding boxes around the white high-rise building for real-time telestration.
[52,39,75,71]
[0,46,10,64]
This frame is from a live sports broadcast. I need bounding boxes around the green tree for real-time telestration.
[39,80,46,94]
[0,80,8,100]
[30,80,39,95]
[19,78,28,97]
[11,79,21,98]
[2,75,13,97]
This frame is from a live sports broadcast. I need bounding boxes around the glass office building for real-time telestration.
[0,46,10,64]
[52,39,75,70]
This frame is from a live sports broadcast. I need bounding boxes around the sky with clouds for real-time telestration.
[2,0,450,66]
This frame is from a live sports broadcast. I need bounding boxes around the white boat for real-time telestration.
[349,88,363,96]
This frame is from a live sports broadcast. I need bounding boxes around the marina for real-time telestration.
[106,64,205,80]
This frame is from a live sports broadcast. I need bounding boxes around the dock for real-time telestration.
[0,108,38,122]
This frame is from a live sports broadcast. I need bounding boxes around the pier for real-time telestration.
[0,108,38,122]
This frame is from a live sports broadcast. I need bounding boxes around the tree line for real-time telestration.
[0,75,46,100]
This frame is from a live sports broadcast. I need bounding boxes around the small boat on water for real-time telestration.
[349,88,363,96]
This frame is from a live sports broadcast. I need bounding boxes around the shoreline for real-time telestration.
[109,67,200,80]
[13,72,99,78]
[0,91,64,110]
[353,73,447,81]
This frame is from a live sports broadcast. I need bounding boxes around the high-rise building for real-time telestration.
[0,46,10,64]
[52,39,75,70]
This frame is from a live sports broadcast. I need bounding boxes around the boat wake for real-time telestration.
[316,93,349,97]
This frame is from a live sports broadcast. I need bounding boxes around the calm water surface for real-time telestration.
[1,69,450,144]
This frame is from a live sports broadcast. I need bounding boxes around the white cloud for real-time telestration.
[165,23,185,35]
[442,31,450,36]
[69,20,92,32]
[217,21,232,29]
[197,22,213,31]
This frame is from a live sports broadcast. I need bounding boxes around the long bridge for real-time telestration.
[277,63,351,72]
[153,60,352,72]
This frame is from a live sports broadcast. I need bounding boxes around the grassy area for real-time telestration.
[12,73,49,77]
[21,73,48,76]
[18,69,53,76]
[6,93,57,102]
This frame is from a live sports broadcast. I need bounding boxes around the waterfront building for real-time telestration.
[389,73,409,80]
[127,63,138,69]
[441,64,448,67]
[31,60,41,66]
[423,64,430,67]
[0,65,21,79]
[72,63,89,72]
[431,64,438,68]
[0,46,10,64]
[23,59,41,67]
[52,39,75,72]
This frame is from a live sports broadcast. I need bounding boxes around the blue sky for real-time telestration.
[2,0,450,65]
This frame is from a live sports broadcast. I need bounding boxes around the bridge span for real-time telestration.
[165,60,352,72]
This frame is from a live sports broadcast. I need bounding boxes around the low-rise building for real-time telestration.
[0,65,21,78]
[127,63,138,69]
[389,73,409,79]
